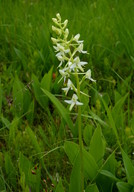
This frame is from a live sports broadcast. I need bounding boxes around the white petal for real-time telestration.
[69,103,75,111]
[80,61,88,66]
[58,63,62,68]
[81,50,87,54]
[76,101,83,106]
[64,100,73,104]
[74,34,80,41]
[65,49,70,53]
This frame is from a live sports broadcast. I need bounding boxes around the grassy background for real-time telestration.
[0,0,134,191]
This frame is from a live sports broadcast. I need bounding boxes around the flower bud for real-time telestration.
[52,18,58,24]
[51,37,58,44]
[63,19,68,28]
[64,28,69,39]
[56,13,61,21]
[52,26,61,35]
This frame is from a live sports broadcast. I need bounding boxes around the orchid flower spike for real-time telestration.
[51,13,95,110]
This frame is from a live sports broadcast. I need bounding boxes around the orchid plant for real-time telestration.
[51,13,95,192]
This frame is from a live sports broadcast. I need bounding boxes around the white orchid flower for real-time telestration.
[77,43,87,54]
[85,69,96,82]
[73,34,83,43]
[70,57,88,72]
[59,68,70,82]
[54,44,70,56]
[64,94,83,111]
[62,79,77,95]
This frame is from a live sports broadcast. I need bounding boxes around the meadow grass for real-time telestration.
[0,0,134,191]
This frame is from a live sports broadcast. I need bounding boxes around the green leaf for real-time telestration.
[19,153,40,191]
[83,147,99,180]
[32,74,48,109]
[41,66,53,92]
[112,93,128,124]
[1,116,10,130]
[64,141,98,180]
[0,169,6,191]
[89,126,106,166]
[9,117,19,145]
[23,86,31,114]
[100,95,120,147]
[0,78,2,113]
[69,152,81,192]
[64,141,79,165]
[13,75,24,116]
[39,126,51,148]
[121,149,134,181]
[42,89,75,135]
[55,179,65,192]
[5,153,16,189]
[26,100,34,124]
[14,47,27,70]
[27,127,51,179]
[27,126,42,156]
[102,151,116,175]
[86,183,99,192]
[19,153,32,181]
[40,66,53,107]
[89,110,108,128]
[19,152,41,192]
[117,182,133,192]
[100,170,118,181]
[96,151,117,192]
[128,176,134,186]
[83,124,93,146]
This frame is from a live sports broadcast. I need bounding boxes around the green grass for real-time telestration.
[0,0,134,191]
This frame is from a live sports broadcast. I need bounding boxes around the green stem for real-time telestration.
[76,73,84,192]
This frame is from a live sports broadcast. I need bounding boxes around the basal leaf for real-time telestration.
[96,151,117,192]
[102,151,116,175]
[86,183,99,192]
[117,182,133,192]
[42,89,75,135]
[13,75,24,116]
[100,170,118,181]
[69,152,81,192]
[23,86,31,114]
[89,126,106,166]
[32,74,48,109]
[26,100,34,125]
[5,153,17,189]
[83,147,99,180]
[0,169,6,191]
[19,152,41,191]
[112,93,128,124]
[55,179,65,192]
[14,47,27,70]
[64,141,99,180]
[83,124,93,146]
[64,141,79,165]
[89,110,108,128]
[27,127,51,179]
[0,78,2,113]
[121,149,134,181]
[41,66,53,92]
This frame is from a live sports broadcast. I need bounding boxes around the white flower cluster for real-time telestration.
[51,13,95,111]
